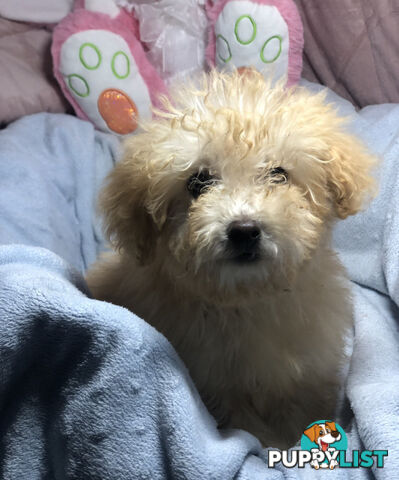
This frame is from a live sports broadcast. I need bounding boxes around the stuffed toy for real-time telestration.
[206,0,304,86]
[52,0,167,135]
[52,0,304,135]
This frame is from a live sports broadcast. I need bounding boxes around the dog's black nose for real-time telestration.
[331,430,340,438]
[227,220,261,253]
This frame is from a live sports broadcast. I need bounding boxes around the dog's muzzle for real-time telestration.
[227,220,261,262]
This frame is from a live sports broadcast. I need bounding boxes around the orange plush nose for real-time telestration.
[97,88,138,135]
[237,66,257,77]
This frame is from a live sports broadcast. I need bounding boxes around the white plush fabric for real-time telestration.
[85,0,120,18]
[214,1,289,82]
[59,29,152,134]
[0,0,73,23]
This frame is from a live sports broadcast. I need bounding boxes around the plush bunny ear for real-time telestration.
[206,0,304,86]
[52,1,167,135]
[325,133,376,219]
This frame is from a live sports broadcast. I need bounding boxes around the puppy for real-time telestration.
[87,70,375,448]
[304,422,341,452]
[304,421,342,469]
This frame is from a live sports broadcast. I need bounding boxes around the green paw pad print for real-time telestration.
[214,3,289,76]
[67,42,131,98]
[60,30,153,134]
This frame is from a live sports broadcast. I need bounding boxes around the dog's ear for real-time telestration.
[303,424,319,443]
[324,133,376,219]
[325,421,336,432]
[99,135,167,264]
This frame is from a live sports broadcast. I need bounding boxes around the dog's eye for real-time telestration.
[269,167,288,184]
[187,169,216,199]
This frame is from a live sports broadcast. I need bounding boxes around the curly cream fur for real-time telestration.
[87,70,376,448]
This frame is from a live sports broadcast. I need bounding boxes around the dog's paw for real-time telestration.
[310,461,320,470]
[59,30,152,134]
[329,459,339,469]
[213,1,289,80]
[310,450,320,470]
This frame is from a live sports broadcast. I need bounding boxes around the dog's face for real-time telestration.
[304,422,342,451]
[102,71,375,301]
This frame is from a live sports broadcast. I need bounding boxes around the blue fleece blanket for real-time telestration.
[0,85,398,478]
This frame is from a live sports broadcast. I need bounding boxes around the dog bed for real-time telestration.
[0,82,398,478]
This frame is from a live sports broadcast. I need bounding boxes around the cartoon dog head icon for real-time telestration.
[304,421,342,452]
